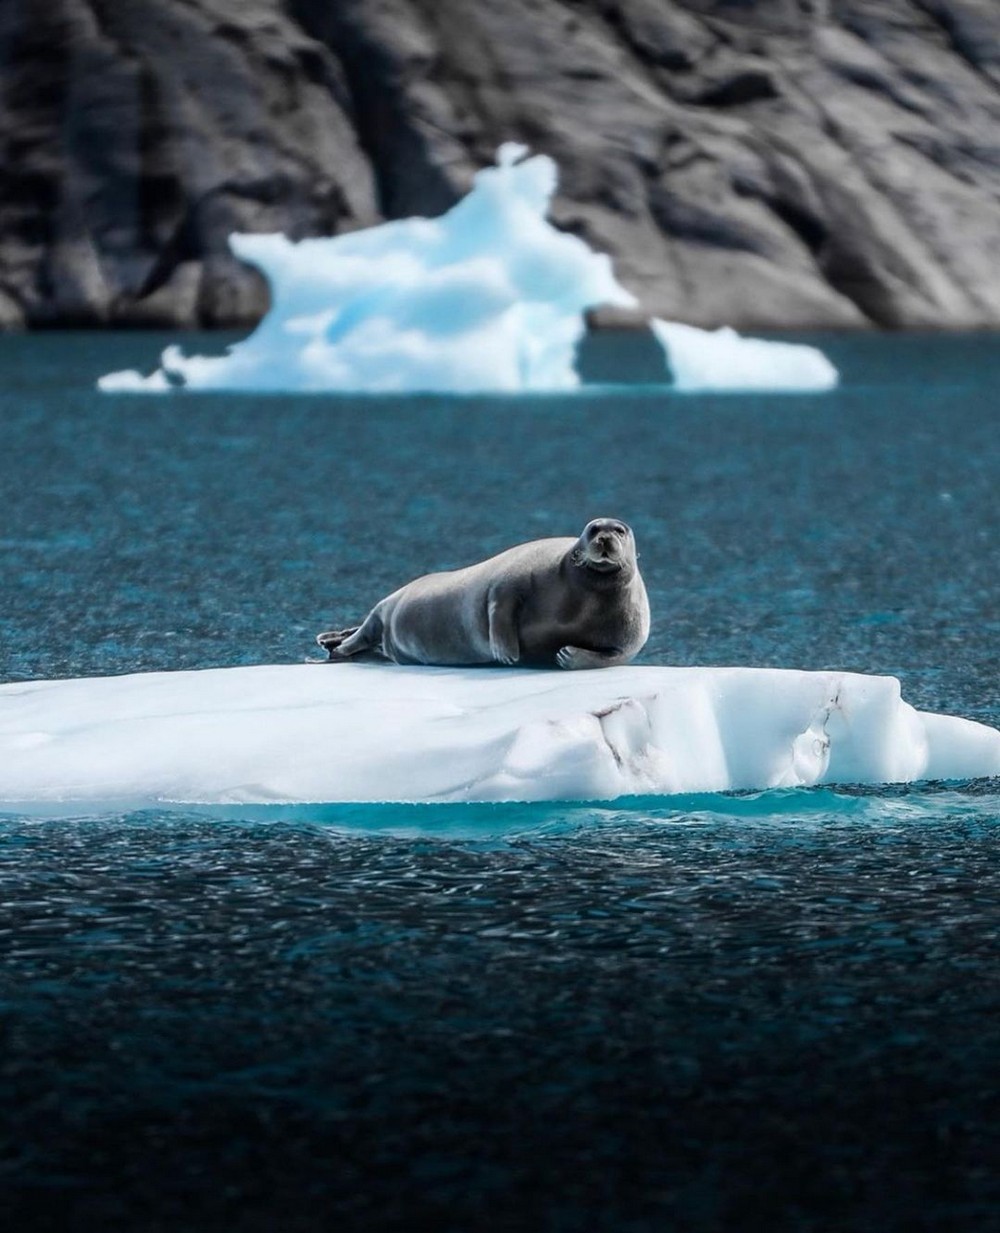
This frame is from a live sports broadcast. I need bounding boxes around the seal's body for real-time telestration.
[317,519,650,670]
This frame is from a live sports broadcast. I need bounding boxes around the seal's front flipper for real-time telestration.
[487,594,521,666]
[555,645,625,671]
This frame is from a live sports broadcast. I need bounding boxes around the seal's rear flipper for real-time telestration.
[315,609,384,660]
[316,626,360,656]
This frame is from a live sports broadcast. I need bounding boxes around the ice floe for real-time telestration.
[1,664,995,812]
[651,321,837,392]
[100,146,837,395]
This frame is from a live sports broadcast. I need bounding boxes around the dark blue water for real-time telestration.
[1,332,999,1231]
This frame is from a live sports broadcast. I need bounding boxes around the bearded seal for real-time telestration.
[316,518,650,670]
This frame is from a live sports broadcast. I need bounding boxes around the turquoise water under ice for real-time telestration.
[1,331,999,1231]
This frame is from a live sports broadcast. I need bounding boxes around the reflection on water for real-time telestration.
[0,331,998,1230]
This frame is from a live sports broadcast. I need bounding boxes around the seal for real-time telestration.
[316,518,650,670]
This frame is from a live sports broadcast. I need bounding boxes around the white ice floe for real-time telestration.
[0,664,995,812]
[100,146,837,395]
[651,321,838,392]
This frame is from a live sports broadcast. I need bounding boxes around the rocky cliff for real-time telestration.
[2,0,1000,331]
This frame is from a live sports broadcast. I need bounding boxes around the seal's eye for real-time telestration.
[612,524,626,536]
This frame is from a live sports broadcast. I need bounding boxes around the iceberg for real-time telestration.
[1,664,995,812]
[99,146,837,395]
[651,321,838,392]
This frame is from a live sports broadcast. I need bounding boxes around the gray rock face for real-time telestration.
[0,0,378,328]
[2,0,1000,329]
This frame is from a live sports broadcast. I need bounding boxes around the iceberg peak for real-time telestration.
[496,141,530,168]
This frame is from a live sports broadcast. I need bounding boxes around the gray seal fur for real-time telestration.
[316,518,650,670]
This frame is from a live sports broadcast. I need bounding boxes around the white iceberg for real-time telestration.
[1,664,995,812]
[651,321,838,392]
[100,145,837,395]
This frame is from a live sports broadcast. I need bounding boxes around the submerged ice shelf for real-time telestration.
[100,146,837,395]
[1,664,996,812]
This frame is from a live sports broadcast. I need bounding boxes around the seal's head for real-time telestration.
[571,518,637,578]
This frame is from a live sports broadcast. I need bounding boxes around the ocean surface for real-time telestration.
[1,331,998,1231]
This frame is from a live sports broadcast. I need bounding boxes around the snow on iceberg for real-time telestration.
[1,664,995,812]
[99,145,837,395]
